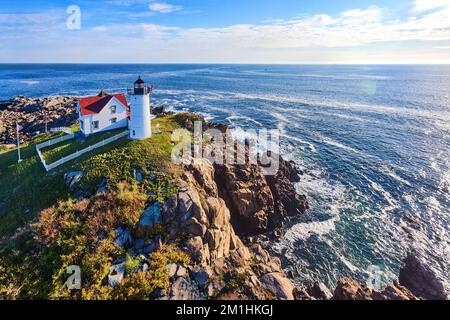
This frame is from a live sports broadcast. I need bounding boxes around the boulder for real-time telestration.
[333,277,422,301]
[293,288,316,300]
[64,171,83,191]
[167,263,178,279]
[333,277,373,300]
[372,284,421,300]
[260,272,295,300]
[108,263,125,288]
[184,236,210,265]
[169,277,203,300]
[399,252,448,300]
[139,202,162,230]
[307,282,333,300]
[265,157,308,227]
[114,227,133,248]
[190,265,212,289]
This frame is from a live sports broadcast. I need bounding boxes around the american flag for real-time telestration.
[16,123,23,132]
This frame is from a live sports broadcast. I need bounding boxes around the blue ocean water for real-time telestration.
[1,64,449,291]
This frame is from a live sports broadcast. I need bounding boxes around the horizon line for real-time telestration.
[1,62,450,66]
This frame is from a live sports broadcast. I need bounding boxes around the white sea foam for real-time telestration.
[379,165,412,187]
[224,92,450,125]
[226,115,263,127]
[365,175,401,213]
[314,133,368,157]
[281,134,317,153]
[20,80,40,85]
[284,218,338,242]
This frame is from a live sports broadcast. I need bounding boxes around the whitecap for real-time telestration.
[20,80,40,85]
[284,218,338,242]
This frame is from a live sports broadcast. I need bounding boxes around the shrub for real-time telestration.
[226,271,248,290]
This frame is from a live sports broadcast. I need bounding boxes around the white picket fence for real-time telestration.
[50,127,73,134]
[36,130,129,172]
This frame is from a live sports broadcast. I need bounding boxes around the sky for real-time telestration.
[1,0,450,64]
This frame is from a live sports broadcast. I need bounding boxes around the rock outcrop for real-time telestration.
[0,95,76,145]
[151,156,306,300]
[213,156,308,236]
[331,277,421,301]
[398,252,448,300]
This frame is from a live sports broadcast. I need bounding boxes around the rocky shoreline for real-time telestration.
[1,96,447,300]
[0,96,77,146]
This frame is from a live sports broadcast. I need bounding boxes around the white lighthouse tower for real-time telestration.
[128,76,153,140]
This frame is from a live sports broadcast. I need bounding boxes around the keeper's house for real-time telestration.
[76,90,130,136]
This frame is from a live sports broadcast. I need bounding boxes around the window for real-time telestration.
[132,130,136,136]
[111,105,117,114]
[93,121,99,130]
[80,120,84,130]
[110,118,117,124]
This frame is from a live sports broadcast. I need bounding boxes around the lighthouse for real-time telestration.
[128,76,153,140]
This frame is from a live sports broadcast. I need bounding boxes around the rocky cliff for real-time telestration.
[0,103,444,301]
[152,155,307,299]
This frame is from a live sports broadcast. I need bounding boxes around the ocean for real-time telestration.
[0,64,449,291]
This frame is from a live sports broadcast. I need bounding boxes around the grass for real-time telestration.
[0,113,204,300]
[0,132,67,240]
[0,115,185,243]
[41,128,126,164]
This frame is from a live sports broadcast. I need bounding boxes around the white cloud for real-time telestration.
[2,4,450,63]
[413,0,450,12]
[149,2,181,14]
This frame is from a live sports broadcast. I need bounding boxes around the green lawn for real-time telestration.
[0,115,185,243]
[41,128,127,164]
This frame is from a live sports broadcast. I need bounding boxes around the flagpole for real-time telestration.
[16,122,22,163]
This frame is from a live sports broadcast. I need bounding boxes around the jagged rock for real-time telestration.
[108,263,125,288]
[169,277,203,300]
[399,252,448,300]
[0,96,76,145]
[114,227,133,248]
[184,236,210,265]
[333,276,422,301]
[151,106,164,115]
[187,158,218,196]
[260,272,295,300]
[64,171,83,191]
[293,288,316,300]
[372,284,421,300]
[307,282,333,300]
[207,278,226,297]
[265,157,308,228]
[167,263,178,279]
[214,163,274,235]
[176,266,188,278]
[191,265,212,289]
[139,202,162,231]
[333,277,373,300]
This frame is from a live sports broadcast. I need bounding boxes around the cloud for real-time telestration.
[0,11,64,24]
[413,0,450,12]
[2,4,450,63]
[149,2,181,13]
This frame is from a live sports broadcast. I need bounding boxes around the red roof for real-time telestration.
[77,91,129,116]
